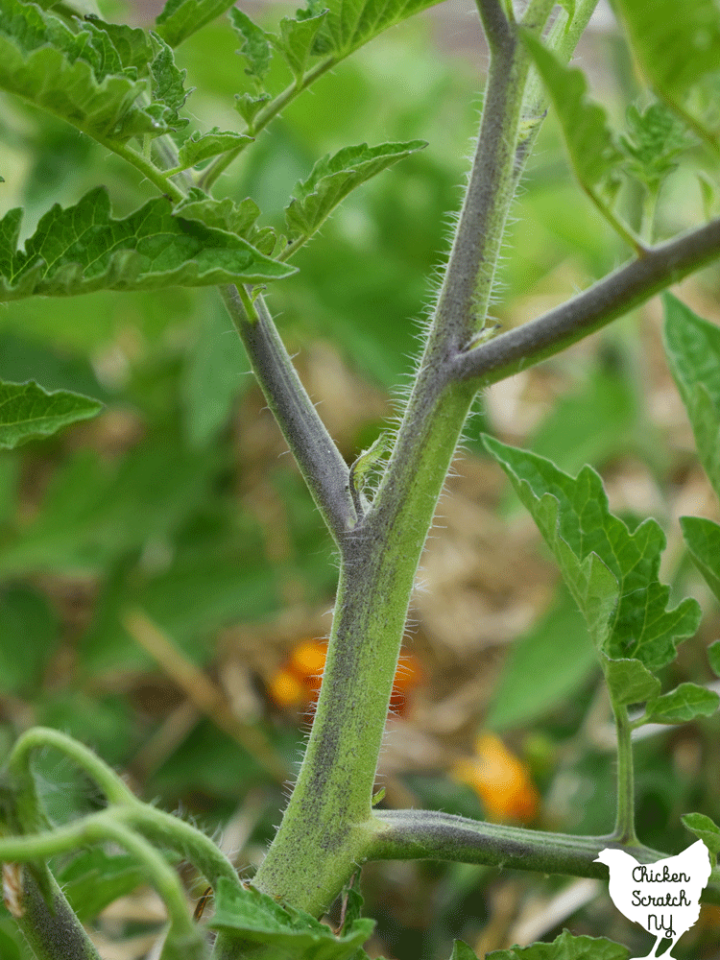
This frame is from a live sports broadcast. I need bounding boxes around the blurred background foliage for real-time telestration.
[2,1,720,958]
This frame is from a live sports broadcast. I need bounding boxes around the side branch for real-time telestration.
[219,285,356,544]
[454,217,720,386]
[368,810,720,905]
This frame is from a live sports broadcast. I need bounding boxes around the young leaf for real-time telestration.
[235,91,272,128]
[481,436,701,699]
[643,682,719,724]
[148,34,192,131]
[620,102,695,193]
[155,0,238,48]
[209,877,374,958]
[613,0,720,102]
[487,930,629,960]
[680,516,720,605]
[682,812,720,860]
[176,129,254,170]
[285,140,427,246]
[274,11,328,82]
[0,379,102,449]
[230,8,273,86]
[663,294,720,502]
[523,33,622,195]
[350,431,390,497]
[174,191,263,236]
[0,0,161,141]
[0,188,296,301]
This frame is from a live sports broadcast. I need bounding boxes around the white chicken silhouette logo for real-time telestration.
[594,840,711,959]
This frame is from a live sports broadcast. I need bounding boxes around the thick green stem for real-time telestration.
[251,0,554,917]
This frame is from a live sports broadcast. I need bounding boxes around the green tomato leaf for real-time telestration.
[620,102,695,193]
[148,33,192,131]
[176,129,253,170]
[613,0,720,102]
[304,0,445,59]
[285,140,427,245]
[450,943,479,960]
[0,0,162,141]
[81,17,156,72]
[601,656,660,707]
[708,639,720,678]
[230,8,273,86]
[682,813,720,860]
[523,32,622,194]
[487,929,629,960]
[210,878,374,959]
[174,190,263,236]
[680,516,720,605]
[481,436,701,703]
[0,187,296,301]
[0,379,102,448]
[174,191,279,254]
[155,0,238,48]
[234,91,272,128]
[274,11,328,81]
[663,294,720,503]
[643,682,719,724]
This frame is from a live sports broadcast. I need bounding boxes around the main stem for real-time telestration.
[251,0,556,916]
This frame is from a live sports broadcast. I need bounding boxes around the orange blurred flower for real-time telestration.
[268,641,424,718]
[452,732,539,824]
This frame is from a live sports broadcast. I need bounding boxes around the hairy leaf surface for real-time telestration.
[482,437,701,702]
[0,188,295,300]
[0,380,102,448]
[285,140,426,245]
